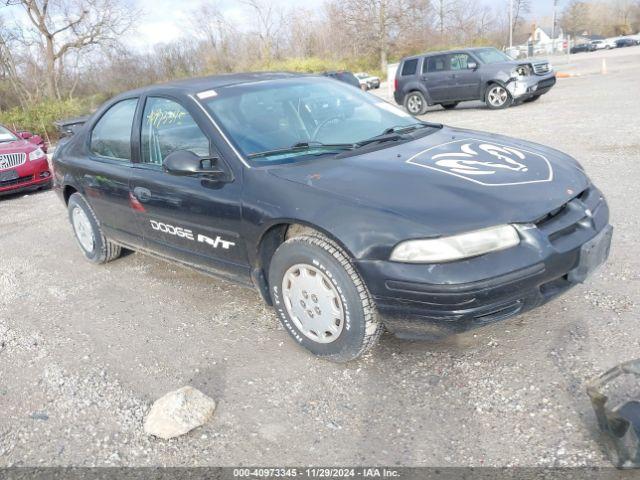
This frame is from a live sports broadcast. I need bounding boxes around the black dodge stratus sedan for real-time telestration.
[53,73,612,362]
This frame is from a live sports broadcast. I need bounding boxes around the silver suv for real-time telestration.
[393,47,556,114]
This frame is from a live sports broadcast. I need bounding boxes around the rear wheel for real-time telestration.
[441,102,458,110]
[269,233,382,362]
[404,91,428,115]
[68,193,121,264]
[485,84,513,109]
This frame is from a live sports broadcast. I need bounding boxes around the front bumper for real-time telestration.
[0,157,51,196]
[507,73,556,100]
[356,186,611,339]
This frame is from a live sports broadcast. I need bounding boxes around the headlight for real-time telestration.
[390,225,520,263]
[29,148,45,161]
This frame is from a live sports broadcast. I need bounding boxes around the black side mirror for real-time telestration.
[163,150,225,178]
[468,61,478,70]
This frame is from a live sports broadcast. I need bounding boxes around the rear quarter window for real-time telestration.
[401,59,418,76]
[90,99,138,161]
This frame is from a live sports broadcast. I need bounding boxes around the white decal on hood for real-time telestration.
[406,138,553,186]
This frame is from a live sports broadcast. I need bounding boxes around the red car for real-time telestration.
[0,124,51,196]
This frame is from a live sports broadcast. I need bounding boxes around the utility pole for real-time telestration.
[509,0,513,48]
[551,0,559,53]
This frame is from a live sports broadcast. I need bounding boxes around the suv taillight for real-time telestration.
[394,78,398,91]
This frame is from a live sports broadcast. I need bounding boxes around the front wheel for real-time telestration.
[485,84,513,109]
[269,234,382,362]
[404,91,428,115]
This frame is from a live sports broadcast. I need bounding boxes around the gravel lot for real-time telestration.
[1,47,639,468]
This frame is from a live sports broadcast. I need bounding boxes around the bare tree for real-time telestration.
[191,2,237,72]
[3,0,135,99]
[243,0,285,62]
[511,0,531,32]
[561,0,591,35]
[433,0,455,41]
[333,0,430,73]
[0,27,32,106]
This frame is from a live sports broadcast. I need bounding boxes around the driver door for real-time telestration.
[129,95,250,283]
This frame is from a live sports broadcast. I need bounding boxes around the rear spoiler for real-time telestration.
[54,115,89,137]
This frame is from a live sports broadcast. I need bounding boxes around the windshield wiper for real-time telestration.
[248,141,354,159]
[353,122,442,149]
[353,132,408,149]
[382,122,433,135]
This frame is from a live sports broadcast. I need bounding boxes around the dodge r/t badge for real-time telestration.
[406,138,554,186]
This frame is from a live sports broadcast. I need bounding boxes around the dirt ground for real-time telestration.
[0,47,639,468]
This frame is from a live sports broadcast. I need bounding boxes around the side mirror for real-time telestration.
[18,131,33,140]
[163,150,225,178]
[468,62,478,70]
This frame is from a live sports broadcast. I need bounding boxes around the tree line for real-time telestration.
[0,0,639,115]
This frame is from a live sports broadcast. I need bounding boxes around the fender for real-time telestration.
[399,81,434,106]
[58,173,84,204]
[255,217,356,265]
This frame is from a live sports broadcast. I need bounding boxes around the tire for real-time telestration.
[67,192,121,264]
[485,83,513,109]
[269,233,382,362]
[441,102,458,110]
[403,91,428,115]
[524,94,542,103]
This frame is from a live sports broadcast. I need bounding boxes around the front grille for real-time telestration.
[0,153,26,171]
[532,62,550,75]
[0,174,33,188]
[536,187,603,247]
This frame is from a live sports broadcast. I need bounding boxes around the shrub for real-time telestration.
[0,97,101,142]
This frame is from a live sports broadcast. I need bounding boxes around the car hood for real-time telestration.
[0,139,37,154]
[268,126,590,235]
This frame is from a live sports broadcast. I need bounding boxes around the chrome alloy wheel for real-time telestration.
[281,263,345,344]
[488,85,509,107]
[406,93,424,114]
[72,206,95,253]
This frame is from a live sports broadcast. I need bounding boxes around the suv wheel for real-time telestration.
[269,234,383,362]
[485,84,513,109]
[404,91,428,115]
[68,193,122,264]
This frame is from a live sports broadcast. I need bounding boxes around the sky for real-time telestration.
[131,0,559,48]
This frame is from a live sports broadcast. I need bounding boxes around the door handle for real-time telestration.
[133,186,151,202]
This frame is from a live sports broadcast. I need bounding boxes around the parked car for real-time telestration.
[589,40,608,50]
[615,38,639,48]
[53,73,611,361]
[603,38,619,49]
[355,72,381,90]
[394,47,556,114]
[321,70,361,89]
[0,124,51,196]
[571,43,594,54]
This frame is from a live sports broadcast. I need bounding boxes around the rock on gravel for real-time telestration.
[143,386,216,440]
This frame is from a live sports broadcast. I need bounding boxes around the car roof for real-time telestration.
[116,72,311,98]
[401,47,494,61]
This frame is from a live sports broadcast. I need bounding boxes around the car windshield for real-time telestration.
[0,126,17,143]
[474,48,513,64]
[202,78,427,165]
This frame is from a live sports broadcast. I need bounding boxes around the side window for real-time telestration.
[424,55,448,73]
[141,97,210,166]
[90,99,138,161]
[401,59,418,76]
[449,53,470,70]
